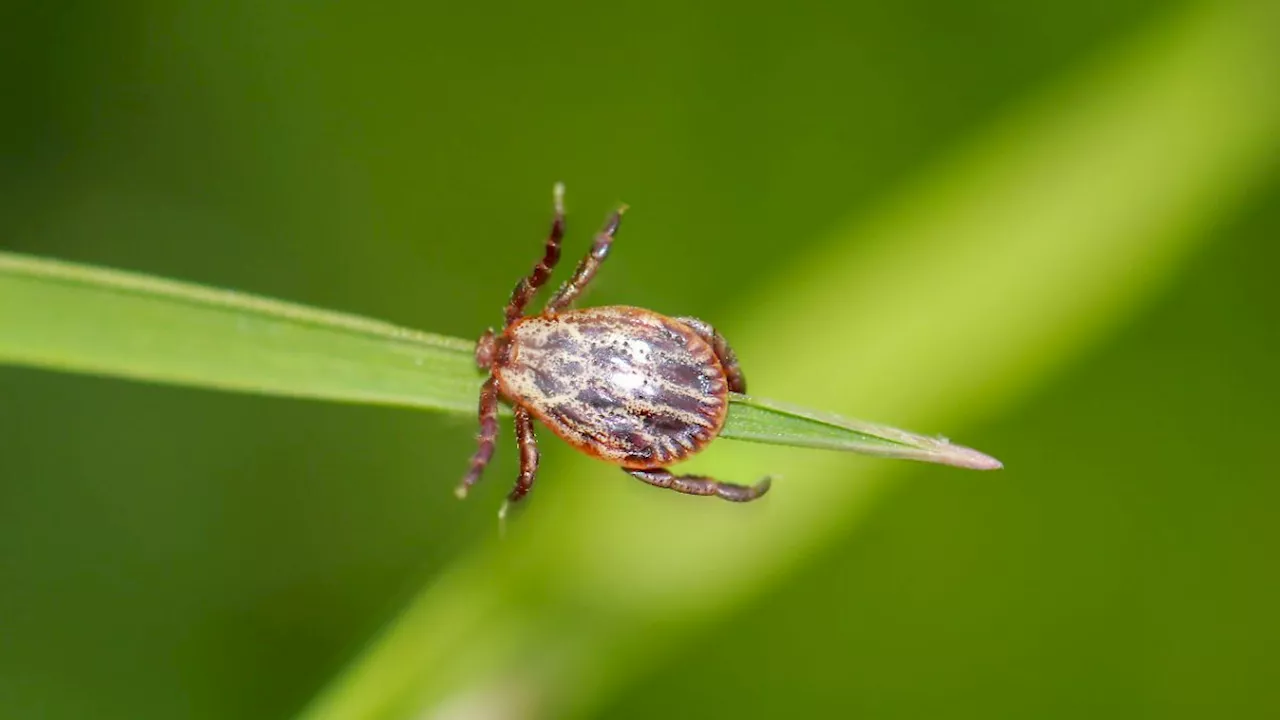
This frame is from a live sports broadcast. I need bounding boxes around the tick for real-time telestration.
[458,183,772,515]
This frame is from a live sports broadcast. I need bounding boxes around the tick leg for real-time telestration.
[545,202,627,313]
[505,182,567,326]
[506,407,540,505]
[456,376,499,499]
[675,316,747,393]
[624,467,771,503]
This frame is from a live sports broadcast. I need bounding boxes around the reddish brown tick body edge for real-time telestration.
[458,184,771,516]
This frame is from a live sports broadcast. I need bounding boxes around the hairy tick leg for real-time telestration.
[624,467,772,503]
[456,376,499,499]
[545,203,627,313]
[675,316,747,393]
[507,406,540,505]
[505,182,567,325]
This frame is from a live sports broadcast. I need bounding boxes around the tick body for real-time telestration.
[459,184,770,515]
[499,307,728,467]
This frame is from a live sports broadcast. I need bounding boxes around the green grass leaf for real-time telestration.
[0,250,999,468]
[0,251,479,412]
[723,394,1000,469]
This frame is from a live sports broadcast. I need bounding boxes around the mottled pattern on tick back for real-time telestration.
[496,306,728,467]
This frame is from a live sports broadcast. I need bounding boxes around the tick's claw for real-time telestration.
[497,500,514,538]
[751,476,774,498]
[553,182,565,214]
[454,485,469,500]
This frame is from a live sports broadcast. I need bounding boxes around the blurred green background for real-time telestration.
[3,1,1278,719]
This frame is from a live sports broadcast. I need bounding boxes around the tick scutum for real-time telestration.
[494,306,729,466]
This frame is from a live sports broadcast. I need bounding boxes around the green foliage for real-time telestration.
[2,1,1278,720]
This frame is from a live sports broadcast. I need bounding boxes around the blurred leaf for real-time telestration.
[0,251,999,468]
[299,3,1280,719]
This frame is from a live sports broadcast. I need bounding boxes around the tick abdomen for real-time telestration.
[495,306,729,466]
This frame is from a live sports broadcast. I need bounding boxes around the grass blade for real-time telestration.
[0,251,479,412]
[0,250,999,466]
[724,393,1001,469]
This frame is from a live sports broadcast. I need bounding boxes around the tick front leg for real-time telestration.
[545,203,627,313]
[505,182,567,325]
[675,316,747,393]
[624,467,771,503]
[456,376,499,499]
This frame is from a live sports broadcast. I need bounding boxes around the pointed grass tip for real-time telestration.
[934,441,1004,471]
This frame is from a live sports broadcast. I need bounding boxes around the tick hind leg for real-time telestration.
[625,467,771,503]
[675,316,747,393]
[545,202,628,313]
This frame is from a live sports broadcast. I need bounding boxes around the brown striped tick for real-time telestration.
[457,183,772,517]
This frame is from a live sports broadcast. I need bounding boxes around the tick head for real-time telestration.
[475,329,515,371]
[474,329,497,369]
